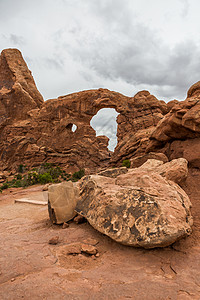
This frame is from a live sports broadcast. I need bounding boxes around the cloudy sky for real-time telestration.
[1,0,200,102]
[1,0,200,150]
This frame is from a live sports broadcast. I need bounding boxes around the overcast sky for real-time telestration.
[1,0,200,102]
[1,0,200,150]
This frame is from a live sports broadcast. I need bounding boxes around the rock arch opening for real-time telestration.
[90,108,119,152]
[66,123,77,132]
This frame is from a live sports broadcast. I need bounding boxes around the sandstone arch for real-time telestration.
[0,49,170,173]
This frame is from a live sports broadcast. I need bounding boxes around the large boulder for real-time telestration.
[76,159,193,248]
[48,181,79,224]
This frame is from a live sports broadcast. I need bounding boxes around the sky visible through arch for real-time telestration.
[90,108,119,152]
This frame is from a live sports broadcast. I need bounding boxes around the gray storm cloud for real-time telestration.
[0,0,200,101]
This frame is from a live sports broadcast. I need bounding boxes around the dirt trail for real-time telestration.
[0,174,200,300]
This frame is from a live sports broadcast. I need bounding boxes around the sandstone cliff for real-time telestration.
[148,81,200,168]
[1,48,200,173]
[0,49,170,173]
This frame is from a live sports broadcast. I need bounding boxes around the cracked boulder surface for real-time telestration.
[0,48,170,173]
[0,171,200,299]
[76,158,193,248]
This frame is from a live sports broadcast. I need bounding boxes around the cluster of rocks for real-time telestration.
[48,157,193,249]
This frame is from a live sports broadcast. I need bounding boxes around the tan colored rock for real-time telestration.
[64,243,82,255]
[48,181,79,224]
[155,158,188,184]
[48,236,59,245]
[82,238,99,246]
[62,222,69,229]
[130,152,168,168]
[81,244,98,255]
[43,183,50,191]
[98,167,128,178]
[76,159,193,249]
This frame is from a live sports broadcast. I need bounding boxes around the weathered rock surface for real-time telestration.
[0,48,170,172]
[130,152,168,168]
[76,159,193,248]
[98,167,128,178]
[148,81,200,167]
[48,181,79,224]
[0,48,43,122]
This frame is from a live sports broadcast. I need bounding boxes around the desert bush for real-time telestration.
[18,164,26,173]
[72,169,85,181]
[122,159,131,168]
[1,182,9,190]
[0,164,85,191]
[38,173,53,184]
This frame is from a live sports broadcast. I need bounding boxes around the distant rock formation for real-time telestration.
[0,48,170,172]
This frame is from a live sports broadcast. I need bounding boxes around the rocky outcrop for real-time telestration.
[0,48,170,173]
[48,181,79,224]
[147,81,200,167]
[76,159,193,248]
[98,167,128,178]
[130,152,168,168]
[0,48,44,123]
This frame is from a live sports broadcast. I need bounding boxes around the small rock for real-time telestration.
[83,238,99,246]
[48,236,59,245]
[43,184,50,191]
[95,252,100,257]
[81,244,98,255]
[62,222,69,229]
[73,215,86,224]
[66,243,82,255]
[11,278,15,282]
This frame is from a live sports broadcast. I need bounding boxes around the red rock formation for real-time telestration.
[0,49,170,173]
[0,48,44,122]
[147,81,200,167]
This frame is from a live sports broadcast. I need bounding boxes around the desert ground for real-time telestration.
[0,169,200,300]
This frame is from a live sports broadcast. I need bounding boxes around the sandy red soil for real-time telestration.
[0,170,200,299]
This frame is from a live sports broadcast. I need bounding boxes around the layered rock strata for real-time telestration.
[0,48,170,172]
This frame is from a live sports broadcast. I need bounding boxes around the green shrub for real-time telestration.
[16,173,22,180]
[72,169,85,181]
[27,171,39,185]
[0,164,85,191]
[122,159,131,168]
[13,180,23,188]
[38,173,53,184]
[1,182,9,190]
[18,164,25,173]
